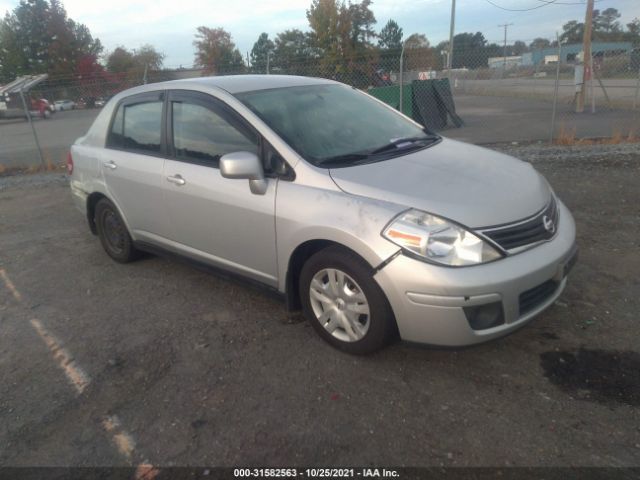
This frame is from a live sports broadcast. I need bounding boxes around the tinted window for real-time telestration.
[172,101,258,166]
[108,101,162,153]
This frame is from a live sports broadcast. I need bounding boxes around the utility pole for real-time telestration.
[576,0,594,113]
[447,0,456,70]
[550,33,562,143]
[399,38,407,114]
[499,23,514,72]
[19,88,45,168]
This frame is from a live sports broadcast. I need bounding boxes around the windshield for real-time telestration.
[235,84,438,167]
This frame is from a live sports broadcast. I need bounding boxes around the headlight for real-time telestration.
[382,209,502,266]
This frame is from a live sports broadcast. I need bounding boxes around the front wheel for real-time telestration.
[95,198,140,263]
[299,246,397,354]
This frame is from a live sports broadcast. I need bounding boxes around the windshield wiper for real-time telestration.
[369,135,439,156]
[315,152,371,166]
[315,134,440,167]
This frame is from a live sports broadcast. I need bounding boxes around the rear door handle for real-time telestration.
[166,174,186,186]
[103,161,117,170]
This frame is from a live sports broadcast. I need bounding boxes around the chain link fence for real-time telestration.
[1,43,638,170]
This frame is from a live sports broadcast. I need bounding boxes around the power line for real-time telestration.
[484,0,558,12]
[536,0,601,5]
[484,0,600,10]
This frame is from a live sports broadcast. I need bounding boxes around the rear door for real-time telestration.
[101,91,171,239]
[161,90,278,286]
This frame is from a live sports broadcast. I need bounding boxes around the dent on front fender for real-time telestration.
[275,180,405,292]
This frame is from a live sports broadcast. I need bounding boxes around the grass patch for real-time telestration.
[554,125,640,145]
[0,161,65,177]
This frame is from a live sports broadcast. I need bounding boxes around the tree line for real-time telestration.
[195,4,639,81]
[0,0,167,84]
[0,0,102,83]
[1,0,638,86]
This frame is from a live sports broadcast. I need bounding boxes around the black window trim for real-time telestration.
[166,89,262,169]
[261,139,295,181]
[105,90,167,158]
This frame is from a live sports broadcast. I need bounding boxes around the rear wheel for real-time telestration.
[300,246,397,354]
[95,198,140,263]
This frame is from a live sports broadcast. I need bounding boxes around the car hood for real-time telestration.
[329,138,550,228]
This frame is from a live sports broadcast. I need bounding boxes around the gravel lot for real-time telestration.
[0,143,639,469]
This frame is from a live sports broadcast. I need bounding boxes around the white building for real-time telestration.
[488,56,523,69]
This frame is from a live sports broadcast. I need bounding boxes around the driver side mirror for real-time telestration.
[219,151,267,195]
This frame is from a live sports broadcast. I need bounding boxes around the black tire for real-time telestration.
[299,245,397,354]
[94,198,140,263]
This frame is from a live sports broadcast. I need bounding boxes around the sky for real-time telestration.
[0,0,638,68]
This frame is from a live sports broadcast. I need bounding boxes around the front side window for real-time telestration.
[108,100,162,154]
[171,101,258,167]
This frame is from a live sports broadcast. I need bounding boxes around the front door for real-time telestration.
[162,90,278,286]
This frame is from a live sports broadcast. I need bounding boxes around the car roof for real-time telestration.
[133,75,339,95]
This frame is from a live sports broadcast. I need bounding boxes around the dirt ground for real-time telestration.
[0,144,639,470]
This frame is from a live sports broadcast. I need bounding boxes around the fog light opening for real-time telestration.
[463,302,505,331]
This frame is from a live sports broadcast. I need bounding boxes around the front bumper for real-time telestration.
[374,200,577,346]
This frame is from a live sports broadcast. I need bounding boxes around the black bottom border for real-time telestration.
[0,467,639,480]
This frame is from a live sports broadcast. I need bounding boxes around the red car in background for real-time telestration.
[30,98,54,118]
[0,95,53,120]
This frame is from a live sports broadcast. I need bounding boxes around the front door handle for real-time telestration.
[166,174,186,186]
[103,161,117,170]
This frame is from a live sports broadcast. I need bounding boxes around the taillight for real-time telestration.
[66,151,73,175]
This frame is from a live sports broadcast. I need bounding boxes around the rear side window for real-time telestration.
[171,100,258,167]
[108,100,163,154]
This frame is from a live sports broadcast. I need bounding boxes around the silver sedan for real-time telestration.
[68,75,577,354]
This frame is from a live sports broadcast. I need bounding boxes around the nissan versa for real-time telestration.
[68,75,577,354]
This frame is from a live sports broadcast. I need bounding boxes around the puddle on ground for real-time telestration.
[540,348,640,407]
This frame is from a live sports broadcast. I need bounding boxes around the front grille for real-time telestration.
[480,196,559,251]
[519,280,558,316]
